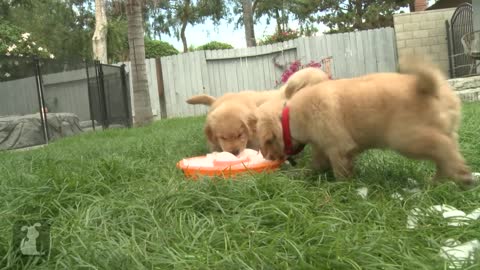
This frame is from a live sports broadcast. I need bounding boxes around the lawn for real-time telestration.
[1,103,479,269]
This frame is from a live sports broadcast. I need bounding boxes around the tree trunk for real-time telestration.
[274,9,282,33]
[92,0,108,63]
[242,0,256,47]
[180,0,190,53]
[126,0,153,126]
[353,0,363,30]
[181,20,188,53]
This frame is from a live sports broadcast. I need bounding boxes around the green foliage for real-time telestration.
[258,29,300,45]
[0,22,22,54]
[148,0,230,52]
[106,17,129,63]
[0,21,54,82]
[195,41,233,51]
[4,0,93,60]
[0,22,52,59]
[144,39,179,58]
[318,0,411,33]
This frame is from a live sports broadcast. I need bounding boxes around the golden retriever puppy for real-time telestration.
[186,67,330,155]
[186,90,282,155]
[255,57,474,186]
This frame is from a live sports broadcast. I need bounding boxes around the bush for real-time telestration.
[144,39,178,59]
[0,22,53,59]
[195,41,233,51]
[0,22,55,82]
[259,29,300,45]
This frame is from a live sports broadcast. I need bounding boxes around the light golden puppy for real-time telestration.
[255,57,474,187]
[187,67,329,154]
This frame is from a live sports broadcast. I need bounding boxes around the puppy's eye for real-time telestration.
[237,134,242,138]
[220,136,227,140]
[265,139,274,145]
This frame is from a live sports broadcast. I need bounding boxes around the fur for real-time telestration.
[255,56,473,187]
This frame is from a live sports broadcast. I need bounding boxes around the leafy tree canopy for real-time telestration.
[144,38,179,58]
[194,41,233,50]
[315,0,411,33]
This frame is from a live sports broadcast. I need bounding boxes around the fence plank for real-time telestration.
[165,56,178,117]
[385,27,398,72]
[364,29,377,74]
[354,31,366,76]
[347,32,358,77]
[196,51,208,115]
[324,33,336,78]
[148,58,161,117]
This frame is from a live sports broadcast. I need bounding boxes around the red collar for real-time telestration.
[281,105,306,156]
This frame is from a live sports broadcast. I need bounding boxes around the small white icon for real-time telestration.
[20,223,44,255]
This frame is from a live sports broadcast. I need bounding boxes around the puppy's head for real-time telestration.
[205,104,257,155]
[255,99,286,161]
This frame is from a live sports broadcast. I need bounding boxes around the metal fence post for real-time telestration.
[95,61,109,129]
[85,60,96,131]
[120,64,133,128]
[98,62,109,129]
[446,20,454,78]
[33,56,49,145]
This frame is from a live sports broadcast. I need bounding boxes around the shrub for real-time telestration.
[144,39,178,59]
[195,41,233,51]
[259,29,300,45]
[0,23,53,59]
[0,22,54,82]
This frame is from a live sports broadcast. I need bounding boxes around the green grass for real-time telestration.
[1,103,480,269]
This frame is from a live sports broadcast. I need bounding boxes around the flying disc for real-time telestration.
[176,149,283,179]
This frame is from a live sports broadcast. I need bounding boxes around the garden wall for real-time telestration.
[393,8,455,77]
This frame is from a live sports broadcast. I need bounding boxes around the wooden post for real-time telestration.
[155,58,167,119]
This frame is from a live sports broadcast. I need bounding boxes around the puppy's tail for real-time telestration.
[186,94,216,106]
[284,79,307,99]
[398,56,442,96]
[284,67,330,99]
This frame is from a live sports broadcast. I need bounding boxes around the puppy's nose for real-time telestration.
[231,149,240,156]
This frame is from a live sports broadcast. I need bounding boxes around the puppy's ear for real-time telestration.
[245,113,257,136]
[204,123,216,143]
[262,129,277,145]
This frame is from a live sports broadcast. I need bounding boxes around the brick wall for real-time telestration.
[393,8,455,77]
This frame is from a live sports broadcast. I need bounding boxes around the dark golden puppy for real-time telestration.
[187,90,283,154]
[204,102,258,154]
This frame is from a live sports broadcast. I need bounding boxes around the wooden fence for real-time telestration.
[121,27,398,118]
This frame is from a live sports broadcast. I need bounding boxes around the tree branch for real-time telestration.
[252,0,259,13]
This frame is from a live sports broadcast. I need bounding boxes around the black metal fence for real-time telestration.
[446,2,475,78]
[87,62,132,129]
[0,55,132,150]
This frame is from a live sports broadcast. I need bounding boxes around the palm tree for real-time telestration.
[241,0,256,47]
[126,0,153,126]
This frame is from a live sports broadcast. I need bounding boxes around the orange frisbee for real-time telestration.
[176,149,283,179]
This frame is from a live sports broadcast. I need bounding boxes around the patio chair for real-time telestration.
[461,30,480,75]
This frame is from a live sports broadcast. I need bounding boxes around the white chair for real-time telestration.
[461,30,480,75]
